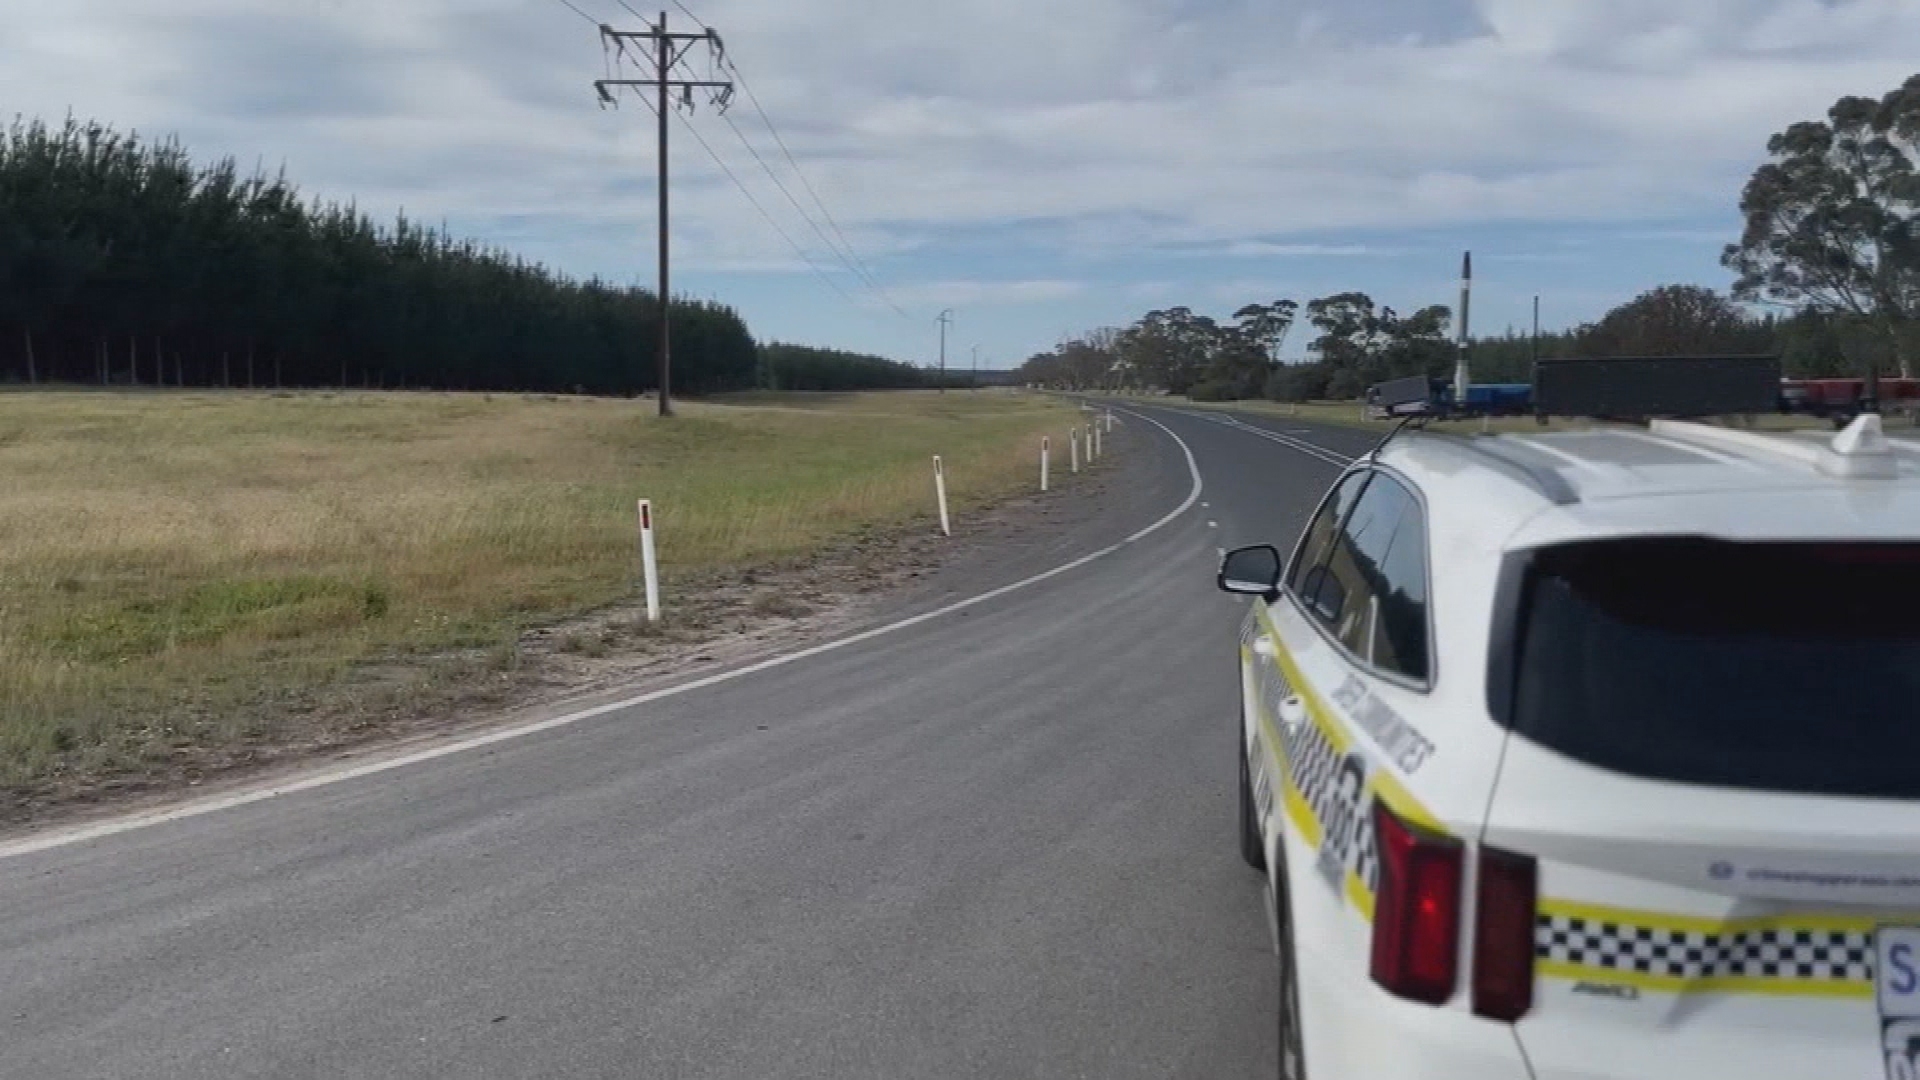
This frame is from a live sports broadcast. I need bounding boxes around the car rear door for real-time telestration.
[1251,466,1530,1076]
[1480,536,1920,1080]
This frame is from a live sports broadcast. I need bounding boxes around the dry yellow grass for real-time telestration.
[0,388,1079,792]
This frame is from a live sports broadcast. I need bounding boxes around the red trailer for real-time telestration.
[1779,376,1920,424]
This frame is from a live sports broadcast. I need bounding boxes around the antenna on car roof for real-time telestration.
[1369,414,1427,461]
[1367,374,1436,460]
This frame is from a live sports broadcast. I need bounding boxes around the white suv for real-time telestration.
[1218,411,1920,1080]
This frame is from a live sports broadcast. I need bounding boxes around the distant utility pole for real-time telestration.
[595,14,734,417]
[936,309,954,393]
[1531,294,1541,370]
[1453,250,1473,405]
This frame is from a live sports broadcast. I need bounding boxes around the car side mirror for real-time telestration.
[1218,544,1284,599]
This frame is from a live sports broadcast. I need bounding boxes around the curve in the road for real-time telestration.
[0,406,1206,862]
[1192,411,1359,468]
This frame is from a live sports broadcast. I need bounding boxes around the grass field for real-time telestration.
[0,389,1081,797]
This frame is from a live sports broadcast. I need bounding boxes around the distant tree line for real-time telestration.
[758,342,935,391]
[0,115,916,397]
[1021,72,1920,401]
[1016,296,1454,401]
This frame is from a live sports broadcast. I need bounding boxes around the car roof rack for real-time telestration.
[1440,437,1583,504]
[1651,412,1902,479]
[1532,354,1782,421]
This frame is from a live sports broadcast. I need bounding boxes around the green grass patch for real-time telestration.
[0,388,1079,795]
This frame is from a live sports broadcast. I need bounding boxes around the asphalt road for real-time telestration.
[0,405,1365,1080]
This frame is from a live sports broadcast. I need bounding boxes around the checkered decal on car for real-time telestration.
[1353,806,1378,896]
[1537,913,1875,985]
[1284,704,1342,825]
[1245,601,1424,910]
[1277,690,1381,897]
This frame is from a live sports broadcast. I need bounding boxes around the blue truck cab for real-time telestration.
[1367,379,1534,418]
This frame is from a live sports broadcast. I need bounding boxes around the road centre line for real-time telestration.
[1187,410,1355,468]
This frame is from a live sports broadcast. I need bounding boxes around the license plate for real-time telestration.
[1878,927,1920,1079]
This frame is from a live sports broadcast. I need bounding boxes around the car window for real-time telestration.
[1286,470,1370,592]
[1303,473,1430,683]
[1368,486,1430,682]
[1509,538,1920,798]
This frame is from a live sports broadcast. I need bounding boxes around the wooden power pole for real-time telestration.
[936,309,953,393]
[595,15,733,417]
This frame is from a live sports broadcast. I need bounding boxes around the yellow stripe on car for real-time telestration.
[1244,646,1324,850]
[1248,600,1443,917]
[1535,961,1874,999]
[1540,897,1892,938]
[1536,897,1887,996]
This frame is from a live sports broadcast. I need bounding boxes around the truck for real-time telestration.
[1364,378,1534,420]
[1778,377,1920,425]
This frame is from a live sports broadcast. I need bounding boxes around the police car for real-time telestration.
[1216,359,1920,1079]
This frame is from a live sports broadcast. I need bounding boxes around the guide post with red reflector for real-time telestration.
[637,498,660,623]
[933,455,951,537]
[1070,429,1080,474]
[1093,420,1102,460]
[1041,436,1051,492]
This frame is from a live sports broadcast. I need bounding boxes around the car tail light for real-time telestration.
[1370,800,1462,1005]
[1472,846,1538,1023]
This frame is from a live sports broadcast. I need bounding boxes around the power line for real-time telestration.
[613,0,709,34]
[670,0,710,30]
[717,109,904,317]
[557,0,601,26]
[663,0,908,319]
[580,4,914,337]
[723,57,907,316]
[669,106,867,311]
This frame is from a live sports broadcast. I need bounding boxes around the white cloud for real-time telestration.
[1479,252,1586,264]
[1216,242,1395,258]
[1196,280,1311,305]
[2,0,1917,353]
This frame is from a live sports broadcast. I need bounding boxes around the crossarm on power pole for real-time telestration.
[595,79,735,93]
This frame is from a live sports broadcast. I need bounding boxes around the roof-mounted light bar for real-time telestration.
[1532,355,1782,420]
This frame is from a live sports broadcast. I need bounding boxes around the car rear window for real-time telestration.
[1510,537,1920,799]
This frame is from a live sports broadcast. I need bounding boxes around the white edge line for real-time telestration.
[0,407,1205,861]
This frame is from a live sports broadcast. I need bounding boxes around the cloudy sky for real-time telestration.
[6,0,1918,367]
